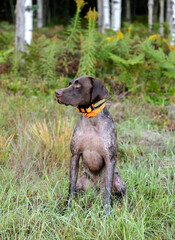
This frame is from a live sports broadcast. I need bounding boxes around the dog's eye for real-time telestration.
[74,80,80,88]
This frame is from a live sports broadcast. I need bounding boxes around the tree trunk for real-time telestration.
[37,0,43,28]
[102,0,110,33]
[170,0,175,45]
[15,0,33,51]
[148,0,154,34]
[126,0,131,24]
[24,0,33,46]
[15,0,25,51]
[111,0,122,31]
[159,0,164,35]
[97,0,103,32]
[166,0,172,24]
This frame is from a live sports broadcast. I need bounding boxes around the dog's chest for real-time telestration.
[71,117,114,154]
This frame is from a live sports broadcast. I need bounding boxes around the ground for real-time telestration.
[0,89,174,239]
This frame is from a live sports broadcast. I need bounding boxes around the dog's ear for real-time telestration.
[90,77,108,103]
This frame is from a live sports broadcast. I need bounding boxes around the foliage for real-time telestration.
[0,5,175,104]
[64,0,86,54]
[77,8,98,76]
[0,48,14,64]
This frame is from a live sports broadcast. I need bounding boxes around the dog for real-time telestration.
[55,76,126,213]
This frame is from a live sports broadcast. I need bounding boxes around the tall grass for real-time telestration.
[0,90,174,239]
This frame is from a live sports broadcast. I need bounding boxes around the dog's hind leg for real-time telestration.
[113,168,126,197]
[76,172,94,192]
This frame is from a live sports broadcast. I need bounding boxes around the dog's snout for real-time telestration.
[55,90,63,97]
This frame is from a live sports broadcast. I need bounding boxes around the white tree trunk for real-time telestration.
[37,0,43,28]
[166,0,172,24]
[102,0,110,33]
[111,0,122,31]
[97,0,103,32]
[170,0,175,45]
[159,0,164,35]
[24,0,33,45]
[148,0,154,34]
[15,0,25,51]
[126,0,131,24]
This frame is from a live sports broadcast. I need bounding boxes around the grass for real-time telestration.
[0,89,174,239]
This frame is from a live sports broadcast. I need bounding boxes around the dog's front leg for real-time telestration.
[68,154,80,208]
[104,156,115,215]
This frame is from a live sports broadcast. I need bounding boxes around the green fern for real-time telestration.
[25,35,63,81]
[142,39,167,62]
[0,48,14,64]
[163,70,175,79]
[110,53,145,67]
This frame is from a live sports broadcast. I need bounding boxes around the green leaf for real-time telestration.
[109,53,145,67]
[0,48,14,63]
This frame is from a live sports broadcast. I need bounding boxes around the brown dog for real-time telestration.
[55,76,126,213]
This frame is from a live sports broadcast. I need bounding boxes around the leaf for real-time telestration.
[168,51,175,64]
[110,53,145,67]
[0,48,14,63]
[163,70,175,79]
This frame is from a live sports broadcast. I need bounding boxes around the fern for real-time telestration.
[25,35,63,82]
[40,42,58,81]
[168,51,175,64]
[142,39,167,62]
[142,39,175,70]
[0,48,14,64]
[97,39,119,60]
[110,53,145,67]
[163,70,175,79]
[0,31,14,50]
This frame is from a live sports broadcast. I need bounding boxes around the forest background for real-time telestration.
[0,0,175,239]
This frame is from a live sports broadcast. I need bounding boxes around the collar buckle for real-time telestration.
[77,100,105,117]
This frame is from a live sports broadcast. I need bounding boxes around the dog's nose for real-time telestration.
[55,90,63,97]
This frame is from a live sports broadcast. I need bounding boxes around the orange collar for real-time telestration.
[77,99,106,117]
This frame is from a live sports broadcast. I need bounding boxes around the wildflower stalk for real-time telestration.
[77,8,98,76]
[65,0,86,53]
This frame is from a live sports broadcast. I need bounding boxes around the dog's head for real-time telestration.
[55,76,108,106]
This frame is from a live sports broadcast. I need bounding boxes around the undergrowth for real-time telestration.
[0,0,175,104]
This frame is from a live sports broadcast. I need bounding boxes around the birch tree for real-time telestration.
[37,0,43,28]
[102,0,110,33]
[15,0,25,51]
[24,0,33,46]
[111,0,122,31]
[126,0,131,24]
[159,0,164,35]
[148,0,154,34]
[170,0,175,45]
[15,0,33,51]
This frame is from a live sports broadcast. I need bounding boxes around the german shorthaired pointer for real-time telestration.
[55,76,126,213]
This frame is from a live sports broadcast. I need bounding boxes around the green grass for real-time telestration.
[0,90,174,239]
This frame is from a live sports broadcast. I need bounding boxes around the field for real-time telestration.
[0,5,175,238]
[0,88,174,239]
